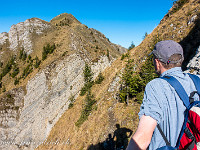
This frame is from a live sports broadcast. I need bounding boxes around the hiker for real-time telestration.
[113,124,133,150]
[126,40,200,150]
[103,134,114,150]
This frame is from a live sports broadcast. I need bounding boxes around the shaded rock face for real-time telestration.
[179,17,200,70]
[0,53,112,150]
[0,18,53,55]
[185,45,200,74]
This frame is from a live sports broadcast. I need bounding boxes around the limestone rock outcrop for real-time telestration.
[0,32,8,46]
[0,18,53,55]
[0,52,114,150]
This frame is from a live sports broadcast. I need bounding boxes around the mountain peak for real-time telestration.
[50,13,81,26]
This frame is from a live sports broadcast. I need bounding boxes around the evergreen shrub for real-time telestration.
[75,91,96,127]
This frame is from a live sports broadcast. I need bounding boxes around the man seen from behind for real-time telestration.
[126,40,199,150]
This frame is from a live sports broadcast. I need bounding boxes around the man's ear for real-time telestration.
[154,58,159,64]
[154,59,160,68]
[156,58,163,66]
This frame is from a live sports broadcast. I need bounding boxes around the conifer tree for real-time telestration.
[128,41,135,50]
[80,63,94,96]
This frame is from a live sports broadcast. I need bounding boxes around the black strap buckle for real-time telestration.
[184,127,195,140]
[189,91,200,104]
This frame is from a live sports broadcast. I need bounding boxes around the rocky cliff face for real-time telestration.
[0,87,24,129]
[0,53,85,149]
[0,32,8,46]
[0,14,126,150]
[0,18,53,55]
[0,54,112,150]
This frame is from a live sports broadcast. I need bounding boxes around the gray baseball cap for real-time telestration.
[149,40,184,64]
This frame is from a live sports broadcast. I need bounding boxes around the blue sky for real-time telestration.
[0,0,174,48]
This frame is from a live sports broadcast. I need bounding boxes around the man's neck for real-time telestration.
[160,67,168,75]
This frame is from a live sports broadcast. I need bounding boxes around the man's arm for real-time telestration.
[126,115,157,150]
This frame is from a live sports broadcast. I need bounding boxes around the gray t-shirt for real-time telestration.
[138,67,199,149]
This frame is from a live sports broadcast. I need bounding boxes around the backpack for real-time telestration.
[157,73,200,150]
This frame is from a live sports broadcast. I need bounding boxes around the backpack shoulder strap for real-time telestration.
[159,76,191,148]
[187,73,200,93]
[160,76,190,108]
[157,124,171,146]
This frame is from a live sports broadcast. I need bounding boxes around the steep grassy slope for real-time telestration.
[36,0,200,150]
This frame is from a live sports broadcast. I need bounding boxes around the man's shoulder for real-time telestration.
[144,78,170,96]
[146,77,167,88]
[145,73,200,93]
[195,74,200,78]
